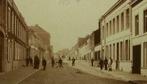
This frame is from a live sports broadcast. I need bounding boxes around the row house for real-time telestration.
[100,0,132,72]
[29,25,52,62]
[0,0,28,72]
[93,28,101,61]
[131,0,147,74]
[78,35,92,60]
[28,28,43,62]
[67,38,84,60]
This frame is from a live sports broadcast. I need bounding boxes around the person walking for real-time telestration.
[72,57,76,66]
[91,58,94,67]
[99,58,103,70]
[26,57,29,67]
[108,57,113,71]
[42,58,47,70]
[34,55,38,69]
[36,56,40,69]
[104,57,108,70]
[58,58,63,68]
[29,57,33,66]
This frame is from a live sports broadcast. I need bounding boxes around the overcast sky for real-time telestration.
[14,0,117,52]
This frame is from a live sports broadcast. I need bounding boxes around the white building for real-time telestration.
[131,0,147,74]
[100,0,132,72]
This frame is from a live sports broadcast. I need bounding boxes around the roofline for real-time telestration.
[103,0,126,18]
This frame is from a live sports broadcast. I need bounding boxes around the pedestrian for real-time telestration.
[99,58,103,70]
[29,57,33,66]
[34,55,38,69]
[51,57,55,68]
[69,57,71,61]
[72,57,76,66]
[26,57,29,67]
[104,57,108,70]
[58,58,63,68]
[37,56,40,69]
[108,57,113,71]
[91,58,94,67]
[42,58,47,70]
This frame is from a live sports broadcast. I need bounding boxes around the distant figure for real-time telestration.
[26,57,29,67]
[99,58,103,70]
[58,58,63,68]
[91,58,94,67]
[42,58,47,70]
[108,57,113,71]
[34,55,40,69]
[72,57,76,66]
[51,57,55,68]
[30,57,33,66]
[34,55,38,69]
[69,57,71,61]
[104,57,108,70]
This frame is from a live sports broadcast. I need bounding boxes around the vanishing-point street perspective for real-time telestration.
[0,0,147,84]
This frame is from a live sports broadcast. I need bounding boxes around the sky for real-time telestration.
[14,0,117,52]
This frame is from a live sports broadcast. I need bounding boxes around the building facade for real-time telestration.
[131,0,147,74]
[100,0,132,72]
[29,25,51,62]
[0,0,28,72]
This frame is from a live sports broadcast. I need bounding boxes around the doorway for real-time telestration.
[132,45,141,74]
[0,32,4,72]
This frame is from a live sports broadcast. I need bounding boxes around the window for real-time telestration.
[125,40,130,60]
[135,15,139,35]
[117,15,119,32]
[12,12,14,33]
[144,9,147,33]
[8,6,11,32]
[102,26,104,39]
[106,23,108,37]
[121,12,124,31]
[113,18,115,34]
[110,45,112,58]
[113,44,115,60]
[120,42,123,60]
[110,21,112,35]
[126,9,130,28]
[143,42,147,68]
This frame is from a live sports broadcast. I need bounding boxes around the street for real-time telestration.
[18,64,130,84]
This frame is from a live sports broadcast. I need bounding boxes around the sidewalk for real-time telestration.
[65,60,147,84]
[0,66,39,84]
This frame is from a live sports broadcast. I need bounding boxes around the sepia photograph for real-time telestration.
[0,0,147,84]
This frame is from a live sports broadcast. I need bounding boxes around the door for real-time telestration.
[132,45,141,74]
[0,32,4,72]
[116,43,119,70]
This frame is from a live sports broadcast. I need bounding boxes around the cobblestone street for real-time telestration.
[18,64,130,84]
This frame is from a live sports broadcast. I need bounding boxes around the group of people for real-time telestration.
[99,57,113,71]
[26,55,47,71]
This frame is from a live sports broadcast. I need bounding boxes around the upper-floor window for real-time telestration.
[144,9,147,33]
[126,9,130,28]
[117,15,119,33]
[106,23,108,37]
[121,12,124,31]
[113,18,115,34]
[8,6,11,32]
[135,15,139,36]
[110,21,112,35]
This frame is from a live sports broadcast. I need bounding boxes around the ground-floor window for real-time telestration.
[143,42,147,68]
[94,51,100,60]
